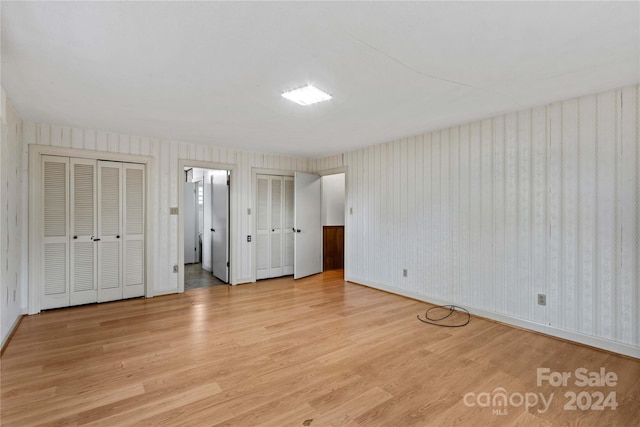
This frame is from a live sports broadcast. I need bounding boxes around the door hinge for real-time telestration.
[226,261,229,267]
[226,179,230,186]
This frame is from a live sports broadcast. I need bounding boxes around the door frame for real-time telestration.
[315,166,348,279]
[178,159,236,291]
[28,145,155,314]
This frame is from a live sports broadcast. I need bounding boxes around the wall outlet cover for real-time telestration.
[537,293,546,306]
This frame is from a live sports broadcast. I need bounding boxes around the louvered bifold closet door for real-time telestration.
[97,161,123,303]
[270,176,284,277]
[282,177,294,275]
[256,175,271,279]
[123,163,145,298]
[42,156,70,309]
[70,158,98,306]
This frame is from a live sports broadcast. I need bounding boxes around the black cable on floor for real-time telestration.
[417,304,470,327]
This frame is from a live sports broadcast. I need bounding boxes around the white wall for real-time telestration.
[7,83,639,357]
[314,84,640,357]
[1,88,25,347]
[22,122,312,297]
[321,174,345,226]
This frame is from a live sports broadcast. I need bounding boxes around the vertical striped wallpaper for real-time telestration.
[5,83,639,354]
[22,122,312,292]
[314,84,640,351]
[1,89,25,345]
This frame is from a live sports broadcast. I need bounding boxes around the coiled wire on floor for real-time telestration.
[417,304,470,327]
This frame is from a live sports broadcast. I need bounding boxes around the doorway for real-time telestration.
[183,167,230,290]
[321,173,345,276]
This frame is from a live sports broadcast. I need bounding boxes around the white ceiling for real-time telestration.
[2,2,638,158]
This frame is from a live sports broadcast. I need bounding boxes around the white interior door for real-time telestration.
[42,155,70,309]
[269,176,284,277]
[123,163,145,298]
[70,158,97,306]
[97,161,123,303]
[211,171,229,283]
[202,176,212,272]
[294,172,321,279]
[256,175,270,279]
[283,177,294,275]
[183,182,197,264]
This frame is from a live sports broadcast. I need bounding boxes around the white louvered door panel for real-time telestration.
[123,163,145,298]
[270,176,283,277]
[256,175,271,279]
[70,158,98,305]
[283,177,294,275]
[97,161,123,302]
[42,155,70,309]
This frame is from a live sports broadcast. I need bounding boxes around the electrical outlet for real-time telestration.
[247,208,251,215]
[247,235,252,242]
[349,207,353,214]
[538,293,546,306]
[170,207,179,215]
[403,269,408,277]
[173,265,179,273]
[13,289,16,302]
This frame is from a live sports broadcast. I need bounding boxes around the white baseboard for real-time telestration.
[348,277,640,359]
[150,288,179,297]
[1,314,24,352]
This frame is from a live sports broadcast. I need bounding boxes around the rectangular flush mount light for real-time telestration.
[281,84,332,106]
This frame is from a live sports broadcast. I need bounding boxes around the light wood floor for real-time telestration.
[1,270,639,426]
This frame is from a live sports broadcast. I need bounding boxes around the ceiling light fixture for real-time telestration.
[281,84,332,106]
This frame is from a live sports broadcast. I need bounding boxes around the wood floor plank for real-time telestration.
[1,270,638,426]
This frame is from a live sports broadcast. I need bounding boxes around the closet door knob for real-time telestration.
[116,235,120,239]
[73,236,78,239]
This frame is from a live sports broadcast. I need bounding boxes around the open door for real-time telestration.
[202,176,212,272]
[294,172,321,279]
[211,171,229,283]
[183,182,197,264]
